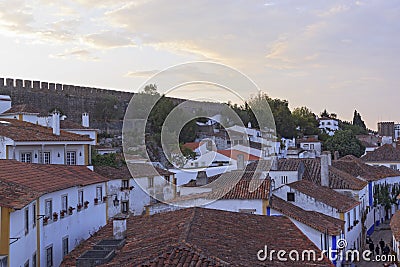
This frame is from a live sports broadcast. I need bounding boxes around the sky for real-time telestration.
[0,0,399,130]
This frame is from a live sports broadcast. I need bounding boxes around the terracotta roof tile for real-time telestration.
[0,119,92,142]
[361,144,400,162]
[60,120,88,129]
[182,142,202,151]
[333,156,400,181]
[270,196,345,236]
[2,104,41,114]
[61,208,334,266]
[0,160,108,209]
[217,149,260,161]
[287,180,360,213]
[300,158,367,190]
[95,164,174,180]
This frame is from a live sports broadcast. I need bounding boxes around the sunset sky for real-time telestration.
[0,0,399,129]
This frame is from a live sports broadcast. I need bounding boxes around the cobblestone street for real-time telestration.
[353,221,396,267]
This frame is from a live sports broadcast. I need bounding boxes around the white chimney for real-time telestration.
[0,95,11,114]
[320,151,329,187]
[82,112,89,127]
[113,215,127,240]
[327,151,332,166]
[52,110,60,135]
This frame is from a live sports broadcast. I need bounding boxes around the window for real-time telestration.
[96,186,102,200]
[122,179,129,189]
[347,213,351,229]
[310,144,315,150]
[46,246,53,267]
[32,203,36,228]
[61,195,68,212]
[66,151,76,165]
[78,190,84,205]
[40,152,51,164]
[24,260,29,267]
[21,152,32,163]
[25,208,29,235]
[62,237,69,257]
[281,176,288,184]
[164,175,170,184]
[390,164,397,170]
[32,252,36,267]
[148,177,154,188]
[45,199,52,219]
[121,200,129,214]
[287,192,295,202]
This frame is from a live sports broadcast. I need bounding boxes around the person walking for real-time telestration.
[375,244,380,255]
[369,241,375,256]
[380,238,385,251]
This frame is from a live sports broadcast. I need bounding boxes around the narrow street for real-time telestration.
[355,221,395,267]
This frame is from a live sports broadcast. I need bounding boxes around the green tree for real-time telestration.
[324,130,365,157]
[352,110,367,130]
[268,98,296,138]
[292,106,319,136]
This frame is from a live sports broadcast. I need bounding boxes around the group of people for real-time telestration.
[366,236,390,256]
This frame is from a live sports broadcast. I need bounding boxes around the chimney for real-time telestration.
[320,151,329,187]
[196,171,208,186]
[237,154,245,170]
[327,151,332,166]
[82,112,89,128]
[271,154,278,171]
[52,110,60,135]
[113,214,128,240]
[334,151,340,161]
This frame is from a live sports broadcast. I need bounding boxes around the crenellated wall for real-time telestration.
[0,78,134,133]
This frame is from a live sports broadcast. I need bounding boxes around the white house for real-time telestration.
[319,117,339,136]
[0,102,98,145]
[297,137,322,157]
[272,180,362,252]
[361,143,400,171]
[0,160,108,267]
[0,117,94,166]
[95,163,176,217]
[269,195,344,266]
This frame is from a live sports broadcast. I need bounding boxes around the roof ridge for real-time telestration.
[178,207,197,244]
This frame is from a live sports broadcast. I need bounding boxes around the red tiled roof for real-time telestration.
[0,160,108,209]
[2,104,41,114]
[94,164,174,180]
[361,144,400,162]
[182,142,202,151]
[60,120,88,129]
[270,196,345,236]
[61,208,333,266]
[0,119,92,142]
[217,149,260,161]
[391,211,400,241]
[333,156,400,181]
[287,180,360,213]
[300,158,368,190]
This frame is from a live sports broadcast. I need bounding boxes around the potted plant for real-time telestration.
[53,212,58,221]
[68,206,74,215]
[77,203,82,211]
[94,198,99,205]
[60,210,66,218]
[102,196,108,202]
[43,216,49,225]
[84,201,89,209]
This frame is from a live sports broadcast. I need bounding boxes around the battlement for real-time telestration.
[0,77,133,99]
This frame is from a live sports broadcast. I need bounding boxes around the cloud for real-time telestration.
[125,70,159,77]
[82,31,135,49]
[51,48,99,61]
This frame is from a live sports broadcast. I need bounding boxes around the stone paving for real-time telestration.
[353,220,396,267]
